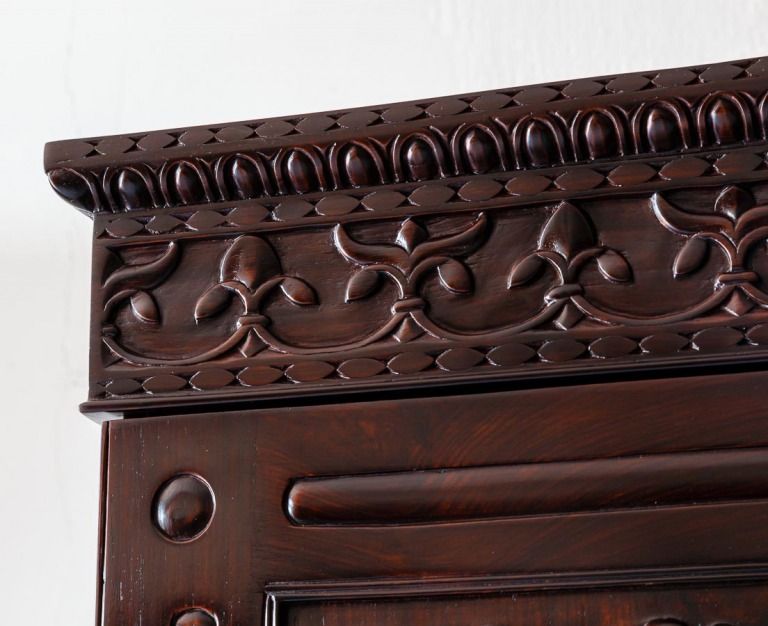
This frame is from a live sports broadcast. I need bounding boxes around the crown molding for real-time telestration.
[46,58,768,216]
[44,57,768,417]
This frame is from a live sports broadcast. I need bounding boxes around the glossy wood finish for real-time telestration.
[271,581,768,626]
[286,447,768,525]
[45,58,768,626]
[41,56,768,417]
[152,473,216,542]
[101,371,768,624]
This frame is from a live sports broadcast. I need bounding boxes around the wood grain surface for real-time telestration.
[100,371,768,624]
[45,57,768,626]
[42,56,768,415]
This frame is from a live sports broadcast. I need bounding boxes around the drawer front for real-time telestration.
[101,371,768,625]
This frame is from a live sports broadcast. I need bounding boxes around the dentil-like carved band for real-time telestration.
[50,84,768,215]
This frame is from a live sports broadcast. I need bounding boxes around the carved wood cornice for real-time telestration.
[44,57,768,416]
[46,58,768,216]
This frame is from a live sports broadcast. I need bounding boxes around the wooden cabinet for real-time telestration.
[46,57,768,625]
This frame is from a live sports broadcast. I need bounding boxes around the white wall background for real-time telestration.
[1,0,766,621]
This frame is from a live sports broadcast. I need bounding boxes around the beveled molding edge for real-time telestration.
[265,564,768,626]
[45,57,768,216]
[265,563,768,600]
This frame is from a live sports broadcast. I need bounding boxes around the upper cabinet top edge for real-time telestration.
[43,57,768,217]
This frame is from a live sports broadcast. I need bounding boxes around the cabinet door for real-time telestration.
[101,370,768,625]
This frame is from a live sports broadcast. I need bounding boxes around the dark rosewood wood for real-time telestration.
[152,473,216,542]
[172,608,218,626]
[99,371,768,625]
[286,447,768,525]
[45,58,768,626]
[39,56,768,415]
[270,580,768,626]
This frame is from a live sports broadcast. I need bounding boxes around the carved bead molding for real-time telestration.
[44,58,768,414]
[46,58,768,215]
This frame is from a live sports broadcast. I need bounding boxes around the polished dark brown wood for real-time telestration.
[286,447,768,525]
[98,371,768,625]
[40,56,768,415]
[152,473,215,542]
[45,57,768,626]
[271,580,768,626]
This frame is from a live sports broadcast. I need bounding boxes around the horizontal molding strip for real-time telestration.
[266,563,768,599]
[285,448,768,526]
[45,58,768,216]
[92,145,768,244]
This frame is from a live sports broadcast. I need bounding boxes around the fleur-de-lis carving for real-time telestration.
[652,186,768,316]
[508,201,632,329]
[102,242,180,325]
[333,213,488,342]
[194,235,317,356]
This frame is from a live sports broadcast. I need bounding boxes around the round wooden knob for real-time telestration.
[173,607,218,626]
[153,474,215,542]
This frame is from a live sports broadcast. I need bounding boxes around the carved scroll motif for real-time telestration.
[99,185,768,371]
[652,185,768,316]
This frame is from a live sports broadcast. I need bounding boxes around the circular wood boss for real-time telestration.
[153,474,215,542]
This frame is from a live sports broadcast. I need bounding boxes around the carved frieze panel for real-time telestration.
[86,181,768,408]
[44,57,768,412]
